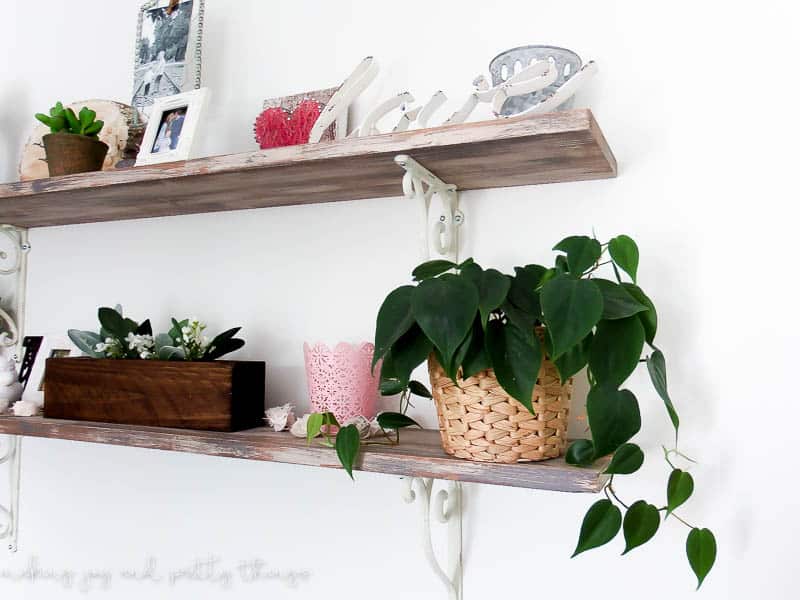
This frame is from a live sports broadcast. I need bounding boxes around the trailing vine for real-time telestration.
[351,233,714,588]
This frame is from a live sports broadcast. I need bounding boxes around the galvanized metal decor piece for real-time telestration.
[489,45,584,116]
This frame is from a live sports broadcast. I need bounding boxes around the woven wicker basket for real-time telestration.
[428,353,571,463]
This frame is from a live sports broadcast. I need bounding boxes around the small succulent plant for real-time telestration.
[35,102,104,139]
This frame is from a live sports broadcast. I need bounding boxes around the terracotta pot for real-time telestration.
[42,133,109,177]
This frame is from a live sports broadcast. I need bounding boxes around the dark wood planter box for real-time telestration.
[43,358,265,432]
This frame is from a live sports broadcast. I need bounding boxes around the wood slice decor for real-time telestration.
[43,358,265,432]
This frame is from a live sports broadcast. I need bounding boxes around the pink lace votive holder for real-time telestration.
[303,342,381,423]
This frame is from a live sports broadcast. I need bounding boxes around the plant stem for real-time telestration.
[657,507,697,529]
[605,477,629,510]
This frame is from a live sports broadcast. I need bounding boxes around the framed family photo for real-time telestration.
[135,88,209,166]
[132,0,205,116]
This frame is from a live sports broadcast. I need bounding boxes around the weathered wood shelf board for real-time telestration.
[0,417,607,492]
[0,109,616,229]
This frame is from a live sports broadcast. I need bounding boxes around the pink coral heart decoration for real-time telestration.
[254,99,322,149]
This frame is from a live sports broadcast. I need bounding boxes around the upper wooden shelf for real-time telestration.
[0,109,616,229]
[0,416,607,492]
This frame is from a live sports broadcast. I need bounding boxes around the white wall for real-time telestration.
[0,1,798,598]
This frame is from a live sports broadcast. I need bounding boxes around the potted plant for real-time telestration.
[35,102,108,176]
[367,233,716,588]
[42,306,264,432]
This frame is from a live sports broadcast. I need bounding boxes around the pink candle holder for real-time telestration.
[303,342,381,423]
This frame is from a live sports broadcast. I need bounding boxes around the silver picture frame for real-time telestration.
[132,0,205,118]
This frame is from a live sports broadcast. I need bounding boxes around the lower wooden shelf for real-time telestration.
[0,416,606,492]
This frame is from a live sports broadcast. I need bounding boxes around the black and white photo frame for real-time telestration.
[132,0,205,116]
[136,88,209,166]
[22,334,80,409]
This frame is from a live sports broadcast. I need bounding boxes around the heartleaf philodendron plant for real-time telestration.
[35,102,105,138]
[369,234,716,589]
[68,306,245,361]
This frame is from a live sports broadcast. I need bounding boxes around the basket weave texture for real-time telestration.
[428,354,571,463]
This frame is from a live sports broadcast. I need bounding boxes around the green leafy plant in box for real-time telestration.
[68,305,245,361]
[365,233,716,589]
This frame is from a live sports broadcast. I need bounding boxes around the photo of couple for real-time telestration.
[152,106,187,153]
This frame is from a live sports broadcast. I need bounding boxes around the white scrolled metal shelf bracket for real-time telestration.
[0,225,29,553]
[0,436,22,552]
[402,477,463,600]
[0,225,31,361]
[395,155,463,263]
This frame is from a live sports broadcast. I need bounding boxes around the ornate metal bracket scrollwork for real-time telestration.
[0,225,30,362]
[0,225,28,553]
[402,477,463,600]
[0,436,21,552]
[395,155,463,263]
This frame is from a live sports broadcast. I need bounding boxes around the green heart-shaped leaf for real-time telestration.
[541,275,603,358]
[412,276,478,373]
[373,285,416,369]
[593,279,648,320]
[335,424,362,480]
[98,307,130,340]
[412,259,457,282]
[667,469,694,516]
[446,322,475,382]
[507,264,546,316]
[686,528,716,589]
[553,332,592,383]
[621,283,657,343]
[377,412,421,429]
[478,268,511,327]
[461,320,491,380]
[647,349,680,438]
[408,380,432,398]
[485,320,542,413]
[379,375,405,396]
[622,501,660,554]
[604,443,644,475]
[572,499,622,557]
[589,317,645,388]
[385,324,433,387]
[553,236,602,277]
[586,386,641,457]
[321,412,340,427]
[306,413,324,444]
[502,301,538,336]
[609,235,639,283]
[565,439,595,466]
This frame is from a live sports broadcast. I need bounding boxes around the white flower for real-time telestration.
[95,343,107,352]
